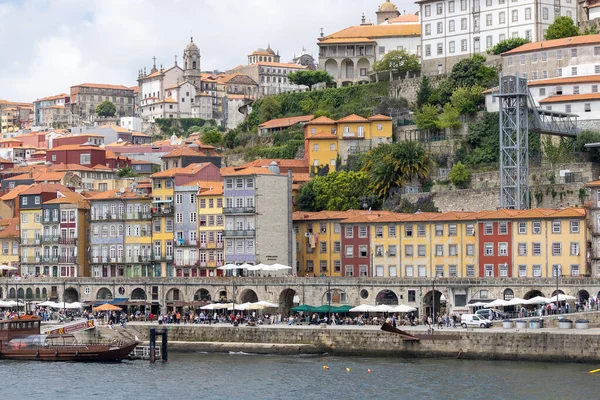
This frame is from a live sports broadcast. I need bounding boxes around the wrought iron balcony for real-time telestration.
[125,212,152,220]
[223,229,255,237]
[223,207,255,214]
[58,237,78,245]
[42,236,59,243]
[175,239,198,247]
[152,207,173,217]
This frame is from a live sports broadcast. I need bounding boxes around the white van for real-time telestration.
[461,314,492,328]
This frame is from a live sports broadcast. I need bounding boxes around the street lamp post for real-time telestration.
[327,281,331,323]
[555,265,560,313]
[432,278,436,321]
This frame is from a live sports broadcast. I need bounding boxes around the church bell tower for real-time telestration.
[183,37,201,88]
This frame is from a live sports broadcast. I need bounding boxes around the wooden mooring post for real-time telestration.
[149,327,168,363]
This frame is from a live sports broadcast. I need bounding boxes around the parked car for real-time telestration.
[475,308,505,320]
[461,314,493,328]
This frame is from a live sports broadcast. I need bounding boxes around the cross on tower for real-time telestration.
[174,54,178,66]
[152,56,157,67]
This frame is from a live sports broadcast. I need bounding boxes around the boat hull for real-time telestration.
[0,342,138,362]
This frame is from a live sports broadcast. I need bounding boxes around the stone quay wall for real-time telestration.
[119,322,600,363]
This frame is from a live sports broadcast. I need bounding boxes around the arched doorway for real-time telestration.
[25,288,33,299]
[165,288,181,301]
[96,287,113,300]
[17,288,24,299]
[423,290,444,317]
[523,290,544,300]
[217,289,229,302]
[503,289,515,300]
[63,288,79,303]
[0,288,3,298]
[376,290,399,306]
[239,289,258,303]
[551,289,565,297]
[131,288,147,301]
[341,59,354,80]
[194,289,211,302]
[8,288,15,298]
[42,288,47,299]
[279,288,298,315]
[357,58,370,80]
[578,290,590,304]
[324,59,338,78]
[35,288,40,299]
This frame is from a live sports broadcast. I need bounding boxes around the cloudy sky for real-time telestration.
[0,0,418,102]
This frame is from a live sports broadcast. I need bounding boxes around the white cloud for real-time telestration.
[0,0,419,102]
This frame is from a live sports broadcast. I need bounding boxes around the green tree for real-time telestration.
[117,166,138,178]
[361,141,432,198]
[187,125,204,135]
[439,55,497,103]
[296,171,376,211]
[96,100,116,117]
[151,164,161,173]
[574,130,600,162]
[545,16,579,40]
[223,129,241,149]
[201,128,224,147]
[584,24,599,35]
[448,162,471,188]
[450,85,486,115]
[416,76,433,108]
[414,104,440,131]
[372,49,420,75]
[287,70,333,91]
[487,37,530,55]
[257,96,282,124]
[383,194,439,213]
[438,103,462,129]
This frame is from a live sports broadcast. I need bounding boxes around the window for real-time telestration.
[405,265,414,277]
[530,264,541,277]
[334,261,341,272]
[418,245,426,257]
[466,244,474,256]
[344,265,353,277]
[484,264,493,277]
[499,222,508,234]
[333,241,340,253]
[435,244,443,256]
[379,46,385,55]
[345,245,354,257]
[571,265,580,277]
[466,265,475,277]
[437,43,443,55]
[388,225,396,238]
[517,222,526,234]
[330,143,336,151]
[437,2,443,14]
[320,241,327,254]
[449,244,457,256]
[435,224,443,236]
[532,242,541,256]
[486,36,492,49]
[596,46,600,56]
[570,242,580,256]
[566,104,571,113]
[425,4,431,16]
[542,7,548,19]
[570,220,580,233]
[417,225,426,237]
[594,85,599,93]
[449,0,455,12]
[388,245,397,256]
[484,243,493,256]
[517,265,527,277]
[461,0,467,10]
[449,20,455,32]
[449,41,455,53]
[466,224,474,236]
[552,221,561,233]
[437,22,443,34]
[485,13,492,26]
[449,265,457,277]
[499,243,508,256]
[572,66,578,76]
[425,45,431,57]
[435,265,444,277]
[512,10,518,22]
[448,224,457,236]
[405,225,413,237]
[80,154,91,165]
[525,7,531,19]
[359,245,369,258]
[484,223,493,235]
[344,226,353,238]
[552,264,562,277]
[571,48,577,57]
[532,221,541,234]
[461,39,467,52]
[461,18,467,30]
[418,265,427,277]
[540,88,546,96]
[557,68,562,77]
[359,226,368,238]
[552,242,561,256]
[520,55,526,65]
[499,12,505,24]
[585,103,591,112]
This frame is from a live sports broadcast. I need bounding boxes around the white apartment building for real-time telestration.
[485,35,600,128]
[418,0,578,74]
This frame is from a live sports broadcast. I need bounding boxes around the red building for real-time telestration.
[340,219,372,277]
[46,145,106,167]
[52,134,104,148]
[477,211,515,277]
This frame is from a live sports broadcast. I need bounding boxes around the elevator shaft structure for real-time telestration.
[493,75,578,210]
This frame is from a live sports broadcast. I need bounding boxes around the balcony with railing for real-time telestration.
[223,229,255,237]
[21,256,40,263]
[42,256,59,263]
[199,241,224,249]
[197,260,223,268]
[348,145,371,155]
[90,213,123,221]
[175,239,198,247]
[223,206,255,214]
[341,131,365,139]
[153,254,173,262]
[125,212,152,220]
[125,255,153,263]
[91,256,124,264]
[42,235,59,243]
[21,238,41,246]
[151,207,173,217]
[58,256,77,264]
[58,237,78,245]
[41,217,60,224]
[174,258,199,267]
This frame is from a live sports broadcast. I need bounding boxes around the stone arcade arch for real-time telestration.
[376,289,399,306]
[35,288,40,299]
[503,288,515,301]
[577,289,590,304]
[131,288,147,301]
[96,287,113,300]
[17,288,24,300]
[8,288,15,298]
[239,289,258,304]
[523,290,545,300]
[63,287,79,303]
[279,288,297,315]
[423,290,444,317]
[194,288,211,302]
[324,59,338,79]
[357,58,370,82]
[165,288,181,302]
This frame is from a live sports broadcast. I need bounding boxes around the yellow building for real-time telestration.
[304,114,393,172]
[197,182,224,277]
[0,218,20,276]
[150,170,176,277]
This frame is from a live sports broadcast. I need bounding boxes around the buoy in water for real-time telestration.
[323,366,329,370]
[589,368,600,374]
[346,368,350,372]
[367,369,372,373]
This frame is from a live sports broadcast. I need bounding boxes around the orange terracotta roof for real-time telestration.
[528,75,600,87]
[503,34,600,55]
[307,116,336,125]
[227,94,246,100]
[539,93,600,104]
[131,131,150,137]
[44,191,89,208]
[319,37,375,44]
[35,93,69,102]
[72,83,133,90]
[321,24,420,42]
[87,189,150,200]
[547,208,586,218]
[221,167,275,176]
[151,163,211,178]
[585,179,600,188]
[98,124,130,133]
[292,173,312,182]
[49,163,97,172]
[20,183,71,196]
[4,174,33,181]
[259,115,314,129]
[0,157,13,163]
[92,164,112,171]
[197,182,224,196]
[48,145,104,151]
[0,185,32,201]
[33,172,67,182]
[255,62,308,69]
[368,114,393,121]
[239,159,308,170]
[162,147,201,158]
[0,217,19,238]
[337,114,369,123]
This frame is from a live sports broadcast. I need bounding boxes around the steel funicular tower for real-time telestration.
[493,75,579,209]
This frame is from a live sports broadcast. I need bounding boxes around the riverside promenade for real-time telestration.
[88,312,600,363]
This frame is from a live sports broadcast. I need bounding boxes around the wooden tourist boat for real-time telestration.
[0,316,138,361]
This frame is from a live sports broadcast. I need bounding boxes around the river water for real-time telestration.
[2,352,600,399]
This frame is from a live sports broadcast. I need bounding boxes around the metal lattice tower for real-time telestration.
[495,75,530,210]
[493,75,579,210]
